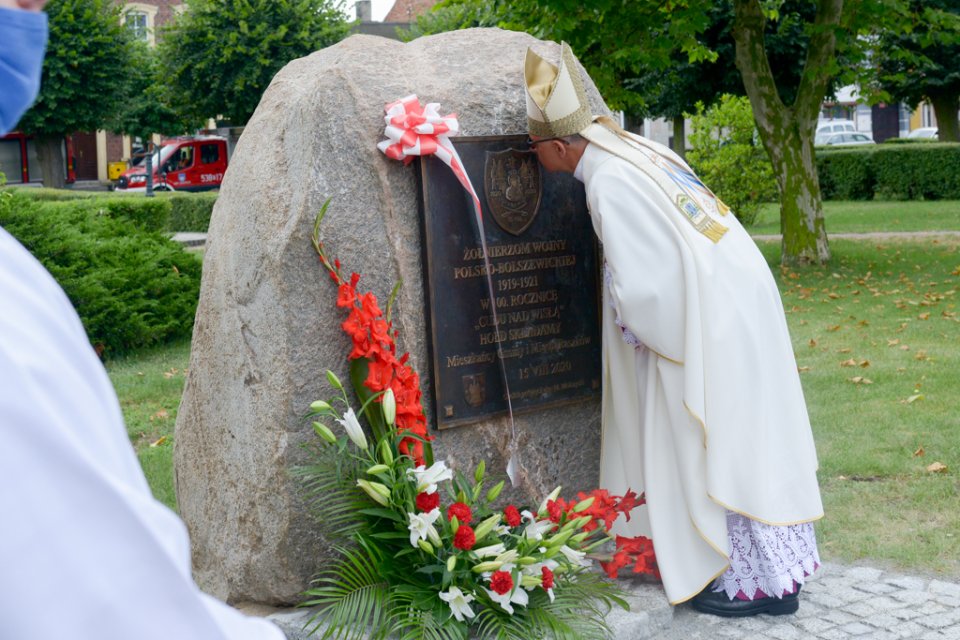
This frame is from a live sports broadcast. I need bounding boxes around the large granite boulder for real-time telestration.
[174,27,610,606]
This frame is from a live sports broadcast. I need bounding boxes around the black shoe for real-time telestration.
[691,586,800,618]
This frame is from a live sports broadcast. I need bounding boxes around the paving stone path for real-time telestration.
[262,562,960,639]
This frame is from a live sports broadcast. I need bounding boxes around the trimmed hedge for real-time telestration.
[8,187,216,232]
[167,192,217,231]
[0,191,201,358]
[817,143,960,201]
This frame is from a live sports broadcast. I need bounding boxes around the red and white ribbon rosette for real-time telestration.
[377,95,518,485]
[377,95,483,220]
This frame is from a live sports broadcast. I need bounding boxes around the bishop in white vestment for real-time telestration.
[523,42,823,615]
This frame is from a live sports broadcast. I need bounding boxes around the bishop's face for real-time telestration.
[527,135,571,174]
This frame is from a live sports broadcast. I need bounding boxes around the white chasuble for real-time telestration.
[579,141,823,605]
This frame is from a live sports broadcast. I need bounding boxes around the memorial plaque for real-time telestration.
[420,135,601,429]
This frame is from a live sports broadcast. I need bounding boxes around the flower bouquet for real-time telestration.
[298,202,659,639]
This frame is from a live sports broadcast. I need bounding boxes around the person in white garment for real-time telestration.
[523,42,823,617]
[0,2,284,637]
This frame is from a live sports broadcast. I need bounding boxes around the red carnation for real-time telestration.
[541,566,555,590]
[503,505,521,527]
[415,492,439,513]
[453,525,476,550]
[546,499,566,524]
[490,570,514,595]
[447,502,473,524]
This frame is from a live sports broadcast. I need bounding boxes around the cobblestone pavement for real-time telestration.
[660,562,960,640]
[263,561,960,639]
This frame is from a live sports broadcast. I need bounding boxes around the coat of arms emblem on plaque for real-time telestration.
[484,149,542,236]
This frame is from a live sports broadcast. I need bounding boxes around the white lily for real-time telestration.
[520,510,554,541]
[473,543,506,558]
[406,460,453,494]
[485,580,529,615]
[336,407,368,450]
[558,544,592,567]
[438,586,476,623]
[407,509,441,548]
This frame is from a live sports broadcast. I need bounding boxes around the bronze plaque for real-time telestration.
[420,134,600,429]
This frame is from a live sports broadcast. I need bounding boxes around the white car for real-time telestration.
[815,119,857,145]
[818,132,876,146]
[907,127,938,140]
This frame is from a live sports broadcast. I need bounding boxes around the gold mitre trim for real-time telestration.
[524,42,593,138]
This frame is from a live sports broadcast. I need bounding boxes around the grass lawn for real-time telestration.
[106,339,191,511]
[109,227,960,577]
[757,237,960,577]
[751,200,960,235]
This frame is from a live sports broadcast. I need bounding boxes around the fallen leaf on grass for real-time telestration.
[840,358,858,367]
[827,324,842,332]
[838,347,852,353]
[887,339,900,346]
[902,394,924,404]
[926,462,948,474]
[808,338,818,348]
[859,360,871,368]
[914,446,924,457]
[798,366,811,373]
[914,351,928,361]
[163,368,179,379]
[150,409,169,421]
[918,312,931,320]
[951,266,960,276]
[849,376,873,385]
[150,436,167,448]
[900,345,911,351]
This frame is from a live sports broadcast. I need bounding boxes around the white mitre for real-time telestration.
[524,42,593,139]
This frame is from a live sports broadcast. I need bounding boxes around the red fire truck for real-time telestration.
[114,136,228,192]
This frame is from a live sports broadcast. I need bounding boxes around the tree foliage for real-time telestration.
[158,0,352,126]
[686,95,777,225]
[874,0,960,142]
[17,0,134,187]
[111,40,195,142]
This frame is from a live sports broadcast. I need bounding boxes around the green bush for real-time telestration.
[815,148,875,200]
[0,191,201,358]
[97,196,172,232]
[167,192,217,231]
[816,142,960,201]
[4,187,216,232]
[686,95,778,226]
[871,143,960,200]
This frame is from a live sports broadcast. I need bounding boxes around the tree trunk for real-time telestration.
[732,0,838,266]
[35,135,67,189]
[671,114,686,159]
[929,92,959,142]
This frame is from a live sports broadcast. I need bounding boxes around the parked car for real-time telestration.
[114,136,228,192]
[815,119,858,145]
[907,127,938,140]
[818,132,876,147]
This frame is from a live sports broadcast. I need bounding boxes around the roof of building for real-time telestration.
[382,0,439,23]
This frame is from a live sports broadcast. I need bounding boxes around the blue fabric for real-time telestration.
[0,7,48,135]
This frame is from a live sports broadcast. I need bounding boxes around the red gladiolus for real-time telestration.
[541,566,555,589]
[453,525,476,550]
[489,570,514,595]
[599,535,660,580]
[415,492,439,513]
[503,505,521,527]
[447,502,472,524]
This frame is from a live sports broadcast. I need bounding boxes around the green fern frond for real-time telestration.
[295,441,367,539]
[303,541,390,640]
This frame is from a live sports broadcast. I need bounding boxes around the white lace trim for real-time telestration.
[604,262,646,352]
[714,511,820,600]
